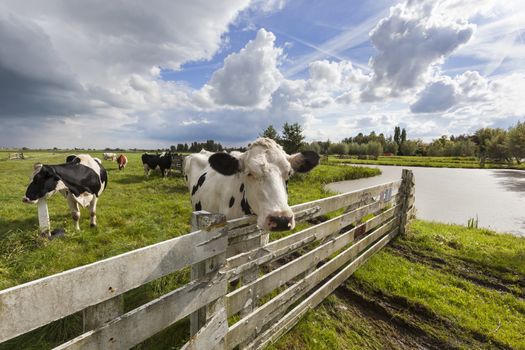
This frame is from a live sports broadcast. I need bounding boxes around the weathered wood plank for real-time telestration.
[226,195,398,281]
[398,170,415,235]
[83,295,123,332]
[55,271,228,350]
[0,227,227,343]
[248,227,400,350]
[190,211,227,336]
[226,208,398,316]
[182,307,228,350]
[226,218,399,348]
[292,181,401,217]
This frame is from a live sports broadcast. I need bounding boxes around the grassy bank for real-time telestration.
[328,155,525,170]
[270,220,525,349]
[0,150,379,349]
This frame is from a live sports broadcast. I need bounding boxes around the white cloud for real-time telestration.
[363,0,474,99]
[202,28,283,108]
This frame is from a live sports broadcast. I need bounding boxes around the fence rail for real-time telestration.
[0,170,415,349]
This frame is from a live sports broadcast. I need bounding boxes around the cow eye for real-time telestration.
[246,173,253,177]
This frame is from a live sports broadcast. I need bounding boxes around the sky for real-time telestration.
[1,0,524,149]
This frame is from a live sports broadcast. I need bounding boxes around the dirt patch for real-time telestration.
[333,286,458,350]
[339,283,514,350]
[387,243,525,299]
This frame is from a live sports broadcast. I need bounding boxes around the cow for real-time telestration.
[183,138,320,239]
[22,154,108,230]
[103,152,117,161]
[142,152,173,177]
[66,154,77,163]
[116,154,128,170]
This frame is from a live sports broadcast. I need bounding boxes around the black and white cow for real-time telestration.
[183,138,320,236]
[22,154,108,230]
[141,152,173,177]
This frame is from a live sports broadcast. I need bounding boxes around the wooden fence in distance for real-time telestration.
[0,170,415,350]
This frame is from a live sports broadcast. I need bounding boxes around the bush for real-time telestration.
[329,143,348,155]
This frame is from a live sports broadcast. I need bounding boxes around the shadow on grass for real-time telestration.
[0,217,39,238]
[113,174,152,184]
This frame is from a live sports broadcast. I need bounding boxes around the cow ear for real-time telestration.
[209,152,242,176]
[289,151,320,173]
[44,166,60,181]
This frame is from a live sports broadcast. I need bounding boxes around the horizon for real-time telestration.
[1,0,524,149]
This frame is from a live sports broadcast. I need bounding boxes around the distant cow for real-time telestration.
[183,138,320,238]
[23,154,108,230]
[142,152,173,177]
[116,154,128,170]
[103,152,117,161]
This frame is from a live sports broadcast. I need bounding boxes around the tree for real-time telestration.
[367,141,383,158]
[474,127,508,166]
[400,140,417,156]
[329,143,348,155]
[280,122,305,154]
[401,128,407,144]
[303,142,321,154]
[393,126,401,154]
[486,130,509,163]
[317,140,331,154]
[383,141,398,155]
[261,125,279,141]
[507,121,525,164]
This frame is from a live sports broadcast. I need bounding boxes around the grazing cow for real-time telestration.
[22,154,108,230]
[116,154,128,170]
[103,152,117,161]
[142,152,173,177]
[183,138,320,235]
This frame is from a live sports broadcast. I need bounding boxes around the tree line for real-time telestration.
[261,121,525,164]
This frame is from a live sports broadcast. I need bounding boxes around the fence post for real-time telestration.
[190,211,228,338]
[398,169,415,235]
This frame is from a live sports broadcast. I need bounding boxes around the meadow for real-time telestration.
[0,150,379,349]
[1,151,523,349]
[328,155,525,170]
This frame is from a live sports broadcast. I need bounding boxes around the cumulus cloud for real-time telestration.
[363,0,474,99]
[202,29,283,108]
[410,71,492,113]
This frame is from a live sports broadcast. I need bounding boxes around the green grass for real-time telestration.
[270,221,525,350]
[0,150,379,349]
[328,155,525,170]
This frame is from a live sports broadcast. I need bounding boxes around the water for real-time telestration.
[326,165,525,236]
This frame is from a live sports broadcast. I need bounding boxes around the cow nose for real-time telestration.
[268,215,294,231]
[22,197,30,203]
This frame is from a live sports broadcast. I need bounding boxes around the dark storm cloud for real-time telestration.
[0,12,91,118]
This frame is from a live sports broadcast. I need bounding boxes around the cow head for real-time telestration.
[22,164,65,203]
[209,138,320,231]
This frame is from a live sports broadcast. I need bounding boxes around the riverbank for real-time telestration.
[328,155,525,170]
[269,220,525,350]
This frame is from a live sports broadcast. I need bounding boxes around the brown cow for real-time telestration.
[116,154,128,170]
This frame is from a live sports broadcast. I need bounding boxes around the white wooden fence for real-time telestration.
[0,170,415,349]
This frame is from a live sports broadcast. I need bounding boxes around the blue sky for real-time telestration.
[0,0,524,148]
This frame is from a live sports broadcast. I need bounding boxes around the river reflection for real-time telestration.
[326,165,525,236]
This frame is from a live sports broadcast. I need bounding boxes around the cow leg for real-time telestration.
[89,196,98,227]
[143,164,150,177]
[67,195,80,230]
